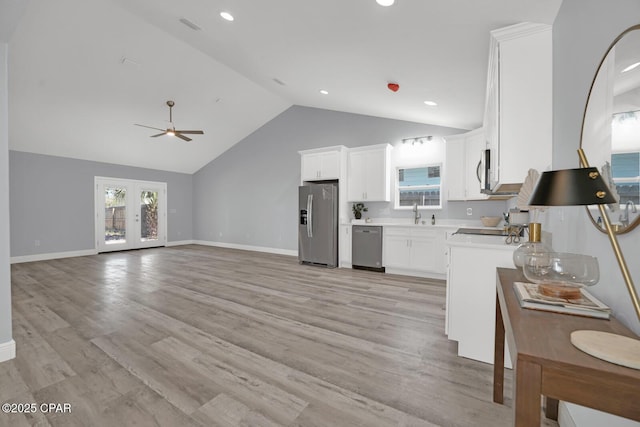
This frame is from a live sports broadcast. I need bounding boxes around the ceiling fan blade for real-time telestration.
[135,123,166,132]
[174,130,204,134]
[175,133,192,142]
[150,132,167,137]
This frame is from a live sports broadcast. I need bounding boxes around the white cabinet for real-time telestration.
[445,134,466,201]
[383,226,446,278]
[446,237,514,366]
[483,23,552,192]
[299,146,346,181]
[347,144,391,202]
[339,225,352,267]
[445,128,487,201]
[383,230,412,269]
[465,129,487,200]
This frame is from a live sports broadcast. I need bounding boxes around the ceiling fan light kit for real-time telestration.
[135,100,204,142]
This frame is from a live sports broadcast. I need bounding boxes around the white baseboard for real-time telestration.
[0,340,16,363]
[193,240,297,257]
[384,267,446,281]
[9,241,293,263]
[166,240,195,247]
[10,249,98,264]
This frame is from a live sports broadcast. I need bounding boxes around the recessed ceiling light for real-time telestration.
[220,11,234,21]
[622,61,640,73]
[376,0,395,6]
[319,90,329,95]
[424,100,438,106]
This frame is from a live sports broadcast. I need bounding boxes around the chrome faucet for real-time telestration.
[620,200,637,227]
[413,202,422,224]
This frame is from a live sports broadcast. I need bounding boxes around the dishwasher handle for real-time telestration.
[353,227,380,234]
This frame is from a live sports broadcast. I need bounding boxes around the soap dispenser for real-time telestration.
[431,214,435,225]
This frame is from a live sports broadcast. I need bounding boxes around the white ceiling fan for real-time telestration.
[135,100,204,142]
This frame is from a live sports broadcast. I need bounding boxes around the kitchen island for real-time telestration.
[446,232,517,366]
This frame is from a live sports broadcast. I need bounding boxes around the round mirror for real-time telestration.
[581,25,640,234]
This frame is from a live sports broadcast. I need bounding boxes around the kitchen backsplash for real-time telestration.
[358,199,509,221]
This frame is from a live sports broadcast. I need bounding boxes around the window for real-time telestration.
[611,152,640,205]
[395,165,442,209]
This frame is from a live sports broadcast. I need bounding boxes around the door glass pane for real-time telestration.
[105,187,126,244]
[140,190,158,241]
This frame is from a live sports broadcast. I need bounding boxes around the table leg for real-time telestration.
[494,293,505,404]
[515,359,542,427]
[544,397,559,420]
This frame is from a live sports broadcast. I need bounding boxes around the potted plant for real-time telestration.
[352,203,368,220]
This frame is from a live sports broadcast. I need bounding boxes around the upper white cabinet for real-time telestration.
[483,23,552,193]
[445,128,487,201]
[299,146,347,181]
[347,144,392,202]
[445,134,466,201]
[465,129,487,200]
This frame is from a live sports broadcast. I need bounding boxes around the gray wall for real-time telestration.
[9,151,193,257]
[193,105,504,250]
[549,10,640,424]
[552,0,640,336]
[1,44,12,345]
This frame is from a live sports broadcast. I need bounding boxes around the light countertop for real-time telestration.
[341,218,494,229]
[446,233,519,251]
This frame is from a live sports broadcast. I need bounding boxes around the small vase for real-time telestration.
[354,212,362,220]
[513,223,551,268]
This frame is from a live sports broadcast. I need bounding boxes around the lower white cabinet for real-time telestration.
[446,238,514,366]
[383,227,447,278]
[339,225,352,267]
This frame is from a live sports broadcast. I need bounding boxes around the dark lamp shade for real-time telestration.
[527,167,617,206]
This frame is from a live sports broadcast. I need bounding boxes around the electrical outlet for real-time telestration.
[34,240,40,247]
[466,207,473,216]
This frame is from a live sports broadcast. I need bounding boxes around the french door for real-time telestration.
[95,177,167,252]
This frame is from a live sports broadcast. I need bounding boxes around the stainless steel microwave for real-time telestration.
[480,148,521,196]
[480,148,491,193]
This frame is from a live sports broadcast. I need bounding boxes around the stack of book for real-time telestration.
[513,282,611,319]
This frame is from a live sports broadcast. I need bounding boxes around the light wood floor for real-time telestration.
[1,245,556,426]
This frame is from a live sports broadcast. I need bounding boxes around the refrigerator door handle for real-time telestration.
[307,194,313,238]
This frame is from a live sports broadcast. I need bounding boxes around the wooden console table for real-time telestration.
[494,268,640,426]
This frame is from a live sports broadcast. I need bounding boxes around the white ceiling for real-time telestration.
[6,0,562,174]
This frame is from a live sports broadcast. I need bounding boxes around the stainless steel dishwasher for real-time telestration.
[351,225,384,272]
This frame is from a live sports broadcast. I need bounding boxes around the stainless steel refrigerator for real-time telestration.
[298,183,338,268]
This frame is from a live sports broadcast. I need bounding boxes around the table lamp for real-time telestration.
[527,148,640,370]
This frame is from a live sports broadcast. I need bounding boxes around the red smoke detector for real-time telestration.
[387,83,400,92]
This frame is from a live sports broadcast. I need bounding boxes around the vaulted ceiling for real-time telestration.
[5,0,562,173]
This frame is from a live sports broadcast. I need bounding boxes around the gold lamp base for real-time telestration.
[571,330,640,370]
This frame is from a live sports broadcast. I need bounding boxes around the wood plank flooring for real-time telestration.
[1,245,557,426]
